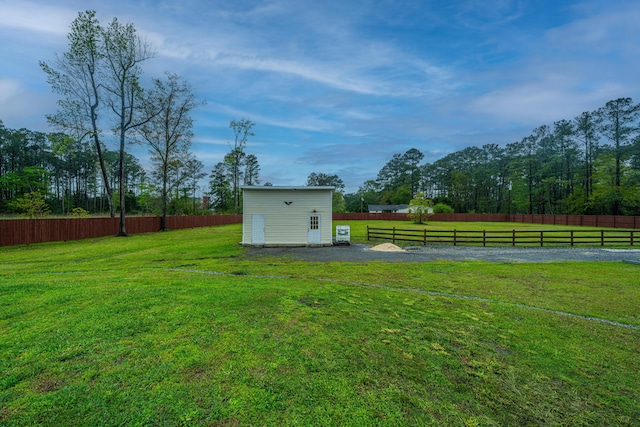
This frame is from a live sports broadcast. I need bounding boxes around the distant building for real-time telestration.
[368,204,409,214]
[241,186,334,246]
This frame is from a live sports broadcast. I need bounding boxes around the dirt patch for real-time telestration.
[369,243,404,252]
[33,376,66,393]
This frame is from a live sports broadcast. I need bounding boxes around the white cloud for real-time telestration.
[209,53,385,96]
[546,2,640,54]
[224,44,453,98]
[148,5,453,99]
[201,101,338,134]
[462,0,640,129]
[0,78,54,130]
[194,137,229,146]
[455,0,523,30]
[344,109,378,121]
[0,1,74,35]
[0,79,21,104]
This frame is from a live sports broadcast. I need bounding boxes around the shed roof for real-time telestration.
[241,186,335,191]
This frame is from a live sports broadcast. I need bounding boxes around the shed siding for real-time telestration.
[242,188,333,246]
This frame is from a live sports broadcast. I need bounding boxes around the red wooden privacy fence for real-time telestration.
[333,212,640,228]
[1,213,639,247]
[0,215,242,247]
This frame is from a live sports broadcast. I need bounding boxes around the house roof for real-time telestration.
[241,186,335,191]
[368,204,408,211]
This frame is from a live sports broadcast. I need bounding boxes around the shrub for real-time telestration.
[433,203,454,214]
[408,192,434,224]
[70,207,91,217]
[8,192,51,218]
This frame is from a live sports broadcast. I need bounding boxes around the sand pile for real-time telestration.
[369,243,404,252]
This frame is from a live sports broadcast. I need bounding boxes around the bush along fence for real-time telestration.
[0,215,242,247]
[367,226,639,247]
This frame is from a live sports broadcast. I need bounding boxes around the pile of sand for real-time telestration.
[369,243,405,252]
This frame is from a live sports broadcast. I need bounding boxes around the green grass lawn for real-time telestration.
[1,224,639,426]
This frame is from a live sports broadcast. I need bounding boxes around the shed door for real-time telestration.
[252,214,265,244]
[308,214,321,244]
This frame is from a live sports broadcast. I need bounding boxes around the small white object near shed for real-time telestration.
[335,225,350,245]
[241,186,334,247]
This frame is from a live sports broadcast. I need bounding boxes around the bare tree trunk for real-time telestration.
[117,127,127,237]
[161,164,168,231]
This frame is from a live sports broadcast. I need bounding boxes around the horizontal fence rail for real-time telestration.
[367,227,639,247]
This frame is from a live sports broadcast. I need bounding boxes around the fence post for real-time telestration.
[393,227,396,244]
[540,231,544,247]
[601,230,605,246]
[483,230,486,247]
[631,230,634,246]
[512,229,516,246]
[570,230,574,247]
[453,229,457,246]
[423,229,427,246]
[367,226,370,241]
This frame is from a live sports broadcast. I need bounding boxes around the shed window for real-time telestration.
[310,215,319,230]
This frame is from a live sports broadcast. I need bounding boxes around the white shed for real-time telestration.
[241,186,334,246]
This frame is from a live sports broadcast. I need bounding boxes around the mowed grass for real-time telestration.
[1,224,639,426]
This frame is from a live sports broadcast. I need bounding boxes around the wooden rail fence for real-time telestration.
[367,226,639,247]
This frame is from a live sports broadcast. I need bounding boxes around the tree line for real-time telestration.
[0,115,261,220]
[0,121,194,215]
[340,97,640,216]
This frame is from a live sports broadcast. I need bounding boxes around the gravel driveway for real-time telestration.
[244,244,640,264]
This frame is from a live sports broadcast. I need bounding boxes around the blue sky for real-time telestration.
[1,0,639,193]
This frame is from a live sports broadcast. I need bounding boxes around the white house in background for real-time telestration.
[241,186,334,246]
[368,204,409,213]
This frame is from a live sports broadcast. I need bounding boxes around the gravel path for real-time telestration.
[244,244,640,264]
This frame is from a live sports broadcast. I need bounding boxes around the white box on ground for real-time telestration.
[335,225,350,244]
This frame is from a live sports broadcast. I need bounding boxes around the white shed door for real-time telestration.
[252,214,265,244]
[308,214,321,244]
